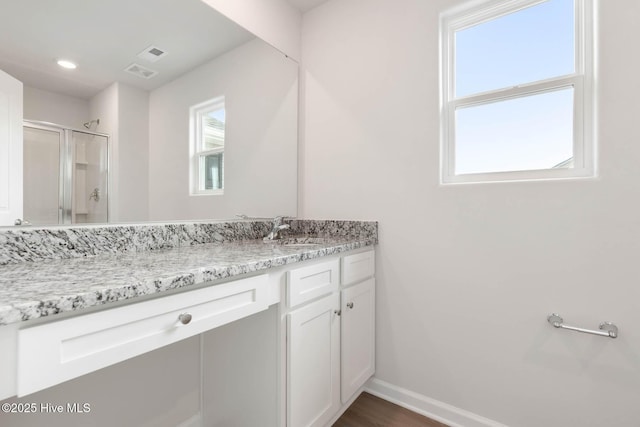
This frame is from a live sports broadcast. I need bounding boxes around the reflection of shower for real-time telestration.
[83,119,100,129]
[23,120,109,225]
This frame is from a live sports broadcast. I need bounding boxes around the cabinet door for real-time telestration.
[341,278,375,403]
[287,293,340,427]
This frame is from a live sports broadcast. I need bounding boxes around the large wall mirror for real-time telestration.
[0,0,298,226]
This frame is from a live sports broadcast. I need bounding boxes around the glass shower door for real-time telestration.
[22,125,63,225]
[72,131,108,224]
[22,121,109,225]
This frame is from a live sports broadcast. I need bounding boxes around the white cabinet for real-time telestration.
[2,246,375,427]
[287,292,341,427]
[341,250,375,286]
[286,249,375,427]
[341,278,375,403]
[287,258,339,308]
[17,274,269,396]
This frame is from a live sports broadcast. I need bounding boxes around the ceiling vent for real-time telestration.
[124,63,158,79]
[137,45,168,63]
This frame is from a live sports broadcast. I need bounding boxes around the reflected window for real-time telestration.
[190,96,225,194]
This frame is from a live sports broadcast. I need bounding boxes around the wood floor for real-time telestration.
[333,392,449,427]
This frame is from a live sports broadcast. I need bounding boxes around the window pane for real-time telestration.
[455,0,574,98]
[201,153,224,190]
[455,87,574,175]
[202,108,225,151]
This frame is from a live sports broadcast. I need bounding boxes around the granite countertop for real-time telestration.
[0,235,376,326]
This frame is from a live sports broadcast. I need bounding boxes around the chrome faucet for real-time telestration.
[263,216,290,241]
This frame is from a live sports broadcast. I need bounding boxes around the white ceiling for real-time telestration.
[285,0,330,13]
[0,0,254,99]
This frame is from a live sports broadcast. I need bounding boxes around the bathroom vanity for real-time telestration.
[0,219,377,427]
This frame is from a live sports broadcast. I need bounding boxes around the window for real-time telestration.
[190,96,225,195]
[440,0,595,183]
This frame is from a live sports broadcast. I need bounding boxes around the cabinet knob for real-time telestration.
[178,313,192,325]
[346,302,354,309]
[334,309,341,316]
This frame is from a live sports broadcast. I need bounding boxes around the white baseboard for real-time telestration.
[364,378,508,427]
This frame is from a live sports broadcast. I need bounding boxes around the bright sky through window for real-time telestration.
[456,87,574,174]
[207,108,225,123]
[455,0,575,98]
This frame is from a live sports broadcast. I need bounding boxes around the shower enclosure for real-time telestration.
[23,121,109,225]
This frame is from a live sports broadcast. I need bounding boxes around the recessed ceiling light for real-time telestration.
[57,60,77,69]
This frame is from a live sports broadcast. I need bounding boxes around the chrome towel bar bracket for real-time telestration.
[547,313,618,339]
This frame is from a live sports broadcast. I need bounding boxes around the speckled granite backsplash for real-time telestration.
[288,220,377,239]
[0,220,378,266]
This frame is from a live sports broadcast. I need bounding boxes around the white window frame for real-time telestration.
[440,0,595,184]
[189,96,225,195]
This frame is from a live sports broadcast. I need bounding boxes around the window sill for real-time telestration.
[441,167,596,185]
[190,189,224,196]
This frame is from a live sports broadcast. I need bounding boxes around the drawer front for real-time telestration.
[341,250,375,286]
[287,259,340,308]
[17,274,268,396]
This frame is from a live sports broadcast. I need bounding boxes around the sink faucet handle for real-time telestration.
[263,216,291,241]
[273,216,291,232]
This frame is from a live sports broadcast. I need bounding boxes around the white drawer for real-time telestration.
[17,274,268,396]
[287,259,340,308]
[341,250,375,286]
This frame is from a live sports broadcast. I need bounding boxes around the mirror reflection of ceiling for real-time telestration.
[0,0,254,99]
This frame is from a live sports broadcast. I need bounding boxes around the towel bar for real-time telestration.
[547,313,618,339]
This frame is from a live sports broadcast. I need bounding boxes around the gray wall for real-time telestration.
[300,0,640,426]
